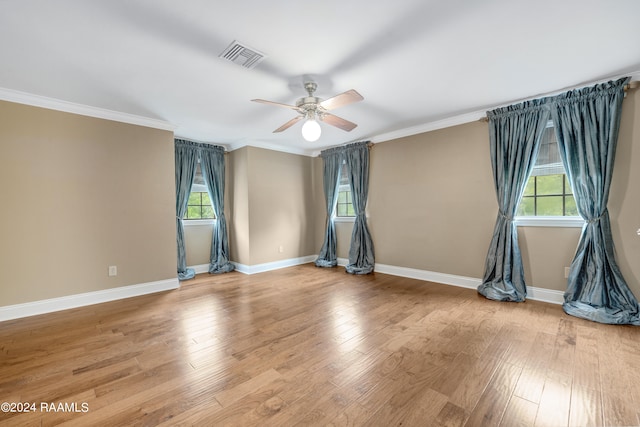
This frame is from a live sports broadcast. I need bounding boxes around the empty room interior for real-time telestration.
[1,1,640,426]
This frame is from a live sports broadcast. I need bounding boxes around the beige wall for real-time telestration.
[226,146,319,266]
[227,147,251,265]
[367,122,497,278]
[330,87,640,297]
[184,223,213,266]
[0,101,176,306]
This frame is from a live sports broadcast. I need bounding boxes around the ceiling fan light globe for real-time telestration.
[301,119,321,142]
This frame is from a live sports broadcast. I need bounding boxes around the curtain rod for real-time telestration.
[478,81,639,123]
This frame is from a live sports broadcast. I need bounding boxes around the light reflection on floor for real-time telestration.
[179,296,226,371]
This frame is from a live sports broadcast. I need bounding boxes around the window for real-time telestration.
[186,191,215,219]
[185,162,215,220]
[336,162,355,218]
[516,122,581,225]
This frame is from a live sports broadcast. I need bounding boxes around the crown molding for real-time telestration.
[0,87,176,131]
[370,70,640,145]
[226,139,316,157]
[371,110,486,144]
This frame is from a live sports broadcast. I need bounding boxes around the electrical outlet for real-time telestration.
[108,266,117,277]
[564,267,570,278]
[278,245,284,253]
[637,228,640,236]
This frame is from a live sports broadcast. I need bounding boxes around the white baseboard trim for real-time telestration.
[526,286,565,305]
[373,262,564,305]
[374,263,482,290]
[0,278,180,322]
[190,264,211,274]
[338,258,564,305]
[232,255,318,275]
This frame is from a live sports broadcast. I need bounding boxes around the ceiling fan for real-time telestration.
[252,82,363,142]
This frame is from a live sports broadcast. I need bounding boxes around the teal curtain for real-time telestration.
[199,144,235,274]
[478,100,550,301]
[175,139,199,280]
[315,147,343,268]
[344,141,375,274]
[551,77,640,325]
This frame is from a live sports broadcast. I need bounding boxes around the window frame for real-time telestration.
[515,121,583,228]
[183,161,216,225]
[333,161,356,221]
[183,190,216,225]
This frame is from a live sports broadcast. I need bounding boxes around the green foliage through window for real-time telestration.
[337,190,355,217]
[517,123,578,218]
[185,192,215,220]
[517,174,578,217]
[336,162,355,217]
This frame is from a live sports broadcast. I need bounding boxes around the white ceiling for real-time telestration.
[1,0,639,155]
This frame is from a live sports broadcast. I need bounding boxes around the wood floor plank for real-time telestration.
[386,386,450,426]
[325,401,372,427]
[499,395,537,427]
[448,355,501,412]
[464,361,522,427]
[214,368,281,408]
[534,371,572,427]
[1,263,639,426]
[569,385,602,427]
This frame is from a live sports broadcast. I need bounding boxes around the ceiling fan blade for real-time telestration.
[252,99,298,110]
[273,116,302,133]
[321,113,358,132]
[319,89,363,110]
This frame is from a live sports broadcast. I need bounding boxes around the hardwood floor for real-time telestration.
[1,264,640,426]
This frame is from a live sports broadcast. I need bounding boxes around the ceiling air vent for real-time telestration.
[219,40,266,69]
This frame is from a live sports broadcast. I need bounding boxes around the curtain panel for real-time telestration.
[316,141,375,274]
[479,76,640,325]
[315,147,344,268]
[344,142,375,274]
[478,99,551,301]
[175,139,234,280]
[551,77,639,325]
[199,144,235,274]
[174,139,199,280]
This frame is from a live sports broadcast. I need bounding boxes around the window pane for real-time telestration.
[537,196,563,216]
[201,192,212,205]
[565,196,578,216]
[202,206,214,218]
[522,178,535,196]
[536,174,563,195]
[339,164,349,185]
[347,205,355,217]
[346,191,352,203]
[337,204,347,217]
[338,191,347,203]
[564,175,573,195]
[187,206,201,219]
[188,192,200,205]
[517,197,535,216]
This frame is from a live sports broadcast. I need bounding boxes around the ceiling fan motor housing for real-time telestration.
[296,96,322,111]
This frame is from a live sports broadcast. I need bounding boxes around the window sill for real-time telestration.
[515,216,584,228]
[183,219,216,226]
[333,216,356,223]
